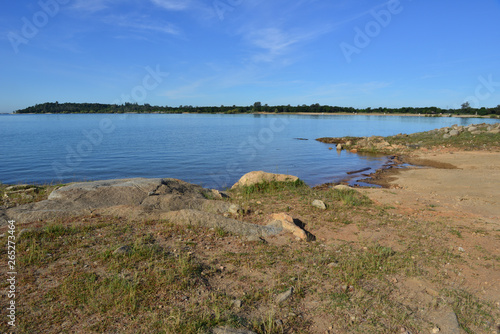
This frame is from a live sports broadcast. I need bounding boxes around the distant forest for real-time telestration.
[14,101,500,116]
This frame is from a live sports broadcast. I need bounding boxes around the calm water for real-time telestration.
[0,114,498,189]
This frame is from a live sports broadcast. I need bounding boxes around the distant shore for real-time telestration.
[6,111,498,118]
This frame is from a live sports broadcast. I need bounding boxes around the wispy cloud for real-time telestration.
[71,0,115,12]
[150,0,193,11]
[241,26,329,64]
[105,15,181,36]
[162,79,209,99]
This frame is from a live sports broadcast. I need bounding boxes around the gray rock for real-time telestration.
[231,171,299,189]
[276,287,294,303]
[312,199,326,210]
[489,129,500,134]
[334,185,352,191]
[468,126,478,132]
[449,130,459,137]
[212,327,257,334]
[228,204,241,215]
[428,306,460,334]
[231,299,242,308]
[470,130,482,135]
[113,245,132,255]
[443,134,451,139]
[3,178,294,240]
[336,143,342,150]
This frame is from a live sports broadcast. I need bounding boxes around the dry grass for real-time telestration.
[1,180,499,333]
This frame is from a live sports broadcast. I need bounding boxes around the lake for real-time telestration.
[0,114,498,189]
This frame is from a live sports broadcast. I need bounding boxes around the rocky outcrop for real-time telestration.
[316,123,500,153]
[316,136,401,152]
[440,123,500,138]
[5,178,312,241]
[7,178,231,223]
[231,171,299,189]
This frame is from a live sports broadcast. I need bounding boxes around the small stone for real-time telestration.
[458,247,465,252]
[431,326,440,333]
[231,299,242,308]
[113,245,132,255]
[212,327,257,334]
[228,204,241,214]
[312,199,327,210]
[276,287,293,303]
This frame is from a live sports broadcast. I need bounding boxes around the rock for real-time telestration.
[443,134,451,139]
[3,178,299,241]
[276,287,293,303]
[350,149,358,153]
[449,130,459,137]
[113,245,132,255]
[334,185,352,191]
[490,129,500,134]
[228,204,241,214]
[428,306,460,334]
[231,299,242,308]
[336,143,342,150]
[312,200,326,210]
[213,327,257,334]
[467,126,478,132]
[162,209,282,238]
[231,171,299,189]
[267,213,309,241]
[431,326,440,333]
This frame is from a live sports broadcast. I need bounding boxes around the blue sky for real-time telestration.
[1,0,500,113]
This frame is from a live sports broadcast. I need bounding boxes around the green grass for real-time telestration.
[239,179,307,195]
[386,126,500,151]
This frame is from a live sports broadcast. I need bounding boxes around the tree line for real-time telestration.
[13,101,500,116]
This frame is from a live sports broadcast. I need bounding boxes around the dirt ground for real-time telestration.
[362,149,500,305]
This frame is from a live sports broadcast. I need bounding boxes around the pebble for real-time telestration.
[276,287,294,304]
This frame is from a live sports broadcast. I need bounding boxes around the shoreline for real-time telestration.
[6,112,499,118]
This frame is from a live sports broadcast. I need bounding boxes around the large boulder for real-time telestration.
[231,171,299,189]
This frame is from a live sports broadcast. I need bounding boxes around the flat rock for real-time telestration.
[276,287,294,303]
[231,171,298,189]
[3,178,299,241]
[334,185,352,191]
[213,327,257,334]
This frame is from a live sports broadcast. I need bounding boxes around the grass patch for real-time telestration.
[239,179,307,195]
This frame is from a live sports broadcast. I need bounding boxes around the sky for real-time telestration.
[1,0,500,113]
